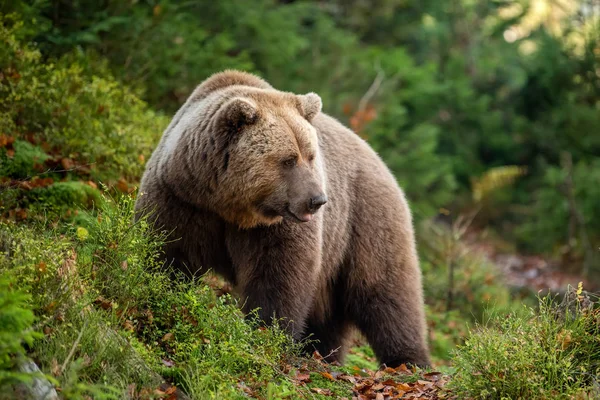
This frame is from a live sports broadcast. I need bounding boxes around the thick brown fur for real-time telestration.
[136,70,430,367]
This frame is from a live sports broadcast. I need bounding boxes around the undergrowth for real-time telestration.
[0,195,311,398]
[451,285,600,399]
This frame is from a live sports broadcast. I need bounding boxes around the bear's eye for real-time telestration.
[308,154,315,162]
[282,157,297,168]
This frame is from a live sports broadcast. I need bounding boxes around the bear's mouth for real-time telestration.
[285,206,313,223]
[256,202,313,223]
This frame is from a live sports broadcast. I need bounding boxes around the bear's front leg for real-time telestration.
[225,221,322,340]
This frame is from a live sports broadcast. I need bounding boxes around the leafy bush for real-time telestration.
[0,15,168,182]
[418,217,529,363]
[452,286,600,399]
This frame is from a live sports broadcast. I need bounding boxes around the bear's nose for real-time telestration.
[308,194,327,212]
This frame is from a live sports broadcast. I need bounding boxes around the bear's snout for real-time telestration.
[286,191,327,223]
[308,194,327,212]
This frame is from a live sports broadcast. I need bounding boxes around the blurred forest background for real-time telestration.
[1,0,600,398]
[4,0,600,275]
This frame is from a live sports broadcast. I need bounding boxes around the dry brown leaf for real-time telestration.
[61,158,74,170]
[94,296,113,310]
[116,178,131,193]
[50,358,60,376]
[123,320,135,331]
[338,374,356,383]
[311,387,333,396]
[295,372,311,383]
[423,372,442,381]
[396,364,409,373]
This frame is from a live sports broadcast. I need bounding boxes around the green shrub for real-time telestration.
[418,217,529,363]
[0,140,49,179]
[0,276,41,390]
[451,286,600,399]
[0,15,168,182]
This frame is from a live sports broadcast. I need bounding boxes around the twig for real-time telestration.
[560,152,594,277]
[60,320,88,375]
[0,163,97,189]
[357,62,385,114]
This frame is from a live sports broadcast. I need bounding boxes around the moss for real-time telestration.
[28,181,103,211]
[345,345,378,371]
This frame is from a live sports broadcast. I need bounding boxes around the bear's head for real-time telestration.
[165,74,327,229]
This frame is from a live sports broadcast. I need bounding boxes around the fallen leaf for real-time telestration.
[423,372,443,381]
[51,358,60,376]
[123,320,135,331]
[94,296,113,310]
[311,387,333,396]
[61,158,74,170]
[162,332,174,342]
[338,374,356,383]
[236,382,255,396]
[116,178,131,193]
[396,364,410,373]
[38,262,47,273]
[0,134,15,148]
[295,372,311,383]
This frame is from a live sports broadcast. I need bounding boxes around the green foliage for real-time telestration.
[28,181,103,211]
[1,195,307,397]
[368,105,457,217]
[0,15,168,182]
[451,287,600,399]
[1,0,600,396]
[0,275,40,389]
[516,159,600,257]
[6,1,599,265]
[0,140,48,179]
[345,345,378,371]
[419,218,529,362]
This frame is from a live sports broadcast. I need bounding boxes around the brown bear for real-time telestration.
[135,70,430,367]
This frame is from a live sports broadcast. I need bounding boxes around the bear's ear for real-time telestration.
[222,98,259,130]
[297,93,322,122]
